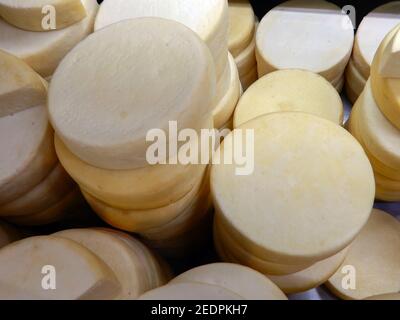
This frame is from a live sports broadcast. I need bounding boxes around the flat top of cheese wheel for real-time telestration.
[139,282,243,300]
[171,262,287,300]
[327,209,400,300]
[211,112,375,264]
[49,18,215,170]
[0,236,120,299]
[256,0,354,75]
[233,69,343,127]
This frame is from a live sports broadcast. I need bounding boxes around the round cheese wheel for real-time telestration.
[345,59,367,100]
[95,0,228,79]
[0,49,47,117]
[353,2,400,79]
[0,164,75,217]
[139,282,242,300]
[240,66,258,91]
[327,209,400,300]
[0,0,98,78]
[212,112,375,265]
[0,221,20,249]
[365,293,400,300]
[0,0,87,31]
[233,69,343,128]
[0,236,120,299]
[235,33,256,77]
[228,0,255,57]
[171,263,287,300]
[49,18,215,170]
[256,0,354,81]
[0,105,58,205]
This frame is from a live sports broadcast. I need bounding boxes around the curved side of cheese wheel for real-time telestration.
[345,59,367,98]
[326,209,400,300]
[334,76,344,93]
[0,164,76,217]
[0,236,121,300]
[240,66,258,91]
[0,0,87,31]
[0,0,98,77]
[170,262,287,300]
[235,33,256,76]
[345,79,360,104]
[0,221,20,249]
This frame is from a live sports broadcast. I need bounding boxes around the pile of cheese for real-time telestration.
[0,228,170,299]
[348,25,400,201]
[0,50,79,226]
[345,2,400,103]
[255,0,354,91]
[228,0,258,90]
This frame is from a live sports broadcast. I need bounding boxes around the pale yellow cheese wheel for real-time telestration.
[235,33,256,77]
[344,59,367,102]
[233,69,343,128]
[240,66,258,91]
[327,209,400,300]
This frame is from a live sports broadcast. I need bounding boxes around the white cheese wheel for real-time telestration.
[327,209,400,300]
[212,112,375,265]
[235,33,256,77]
[0,0,98,78]
[353,2,400,79]
[228,1,255,57]
[171,263,287,300]
[49,18,215,170]
[95,0,228,79]
[0,164,75,217]
[0,105,58,205]
[0,236,121,299]
[365,293,400,300]
[139,282,242,300]
[55,135,209,211]
[256,0,354,81]
[0,221,20,249]
[233,69,343,128]
[0,50,47,117]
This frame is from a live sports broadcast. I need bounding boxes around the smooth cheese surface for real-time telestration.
[233,69,343,128]
[171,263,287,300]
[345,59,367,98]
[211,112,375,264]
[235,33,256,76]
[379,27,400,78]
[0,0,98,77]
[327,209,400,300]
[49,18,215,170]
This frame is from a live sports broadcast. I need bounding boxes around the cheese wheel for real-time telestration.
[327,209,400,300]
[53,228,153,299]
[215,56,231,110]
[345,60,367,100]
[365,293,400,300]
[139,282,242,300]
[0,50,47,117]
[212,112,375,265]
[95,0,228,79]
[353,2,400,79]
[0,0,87,31]
[49,18,215,170]
[334,75,345,93]
[345,79,360,105]
[228,1,255,57]
[0,164,75,217]
[256,0,354,81]
[0,236,120,299]
[55,135,209,211]
[240,66,258,91]
[0,0,98,78]
[233,69,343,128]
[0,105,57,205]
[235,33,256,77]
[0,221,20,249]
[213,53,241,129]
[171,263,287,300]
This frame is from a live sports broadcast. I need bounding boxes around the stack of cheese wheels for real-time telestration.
[346,2,400,103]
[0,0,98,78]
[348,25,400,201]
[0,50,79,226]
[212,112,375,294]
[0,229,170,299]
[228,0,258,90]
[233,69,344,128]
[256,0,354,91]
[0,221,20,249]
[326,209,400,300]
[50,18,216,257]
[94,0,236,129]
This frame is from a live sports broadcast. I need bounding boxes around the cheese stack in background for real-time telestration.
[256,0,354,91]
[348,25,400,201]
[212,112,375,294]
[0,0,98,79]
[346,2,400,103]
[0,50,80,226]
[228,0,258,90]
[50,18,216,258]
[0,228,170,299]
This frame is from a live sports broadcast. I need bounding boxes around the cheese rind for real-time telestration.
[235,33,256,76]
[379,27,400,78]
